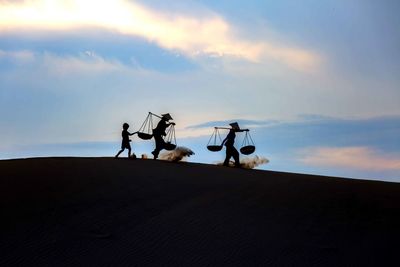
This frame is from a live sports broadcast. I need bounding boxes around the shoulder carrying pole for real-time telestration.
[214,127,249,131]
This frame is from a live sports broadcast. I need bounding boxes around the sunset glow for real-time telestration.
[0,0,318,68]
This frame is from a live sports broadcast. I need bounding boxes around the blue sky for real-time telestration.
[0,0,399,182]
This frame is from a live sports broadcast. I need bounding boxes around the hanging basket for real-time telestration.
[137,113,154,140]
[164,142,177,151]
[240,131,256,155]
[207,128,223,152]
[207,145,223,152]
[137,132,153,140]
[163,124,177,150]
[240,145,255,155]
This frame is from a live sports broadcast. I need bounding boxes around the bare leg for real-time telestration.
[233,148,240,167]
[151,149,160,159]
[223,156,230,166]
[115,148,124,158]
[223,147,231,166]
[152,136,164,159]
[128,148,131,158]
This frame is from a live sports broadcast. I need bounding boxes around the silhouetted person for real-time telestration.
[151,113,175,159]
[115,123,137,158]
[221,122,247,167]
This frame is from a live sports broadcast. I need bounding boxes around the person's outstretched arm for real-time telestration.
[221,136,228,146]
[129,131,138,136]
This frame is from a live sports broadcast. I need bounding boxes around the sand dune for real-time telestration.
[1,157,399,266]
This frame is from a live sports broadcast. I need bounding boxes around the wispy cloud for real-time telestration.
[41,51,123,74]
[0,49,35,63]
[0,49,124,74]
[186,119,279,130]
[299,146,400,171]
[0,0,320,70]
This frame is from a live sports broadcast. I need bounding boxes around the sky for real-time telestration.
[0,0,399,182]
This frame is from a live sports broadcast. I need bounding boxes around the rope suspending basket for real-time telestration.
[137,112,154,140]
[207,127,223,152]
[240,131,256,155]
[164,124,177,150]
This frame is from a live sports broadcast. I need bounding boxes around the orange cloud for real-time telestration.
[0,0,320,70]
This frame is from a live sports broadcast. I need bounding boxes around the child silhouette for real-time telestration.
[115,123,137,158]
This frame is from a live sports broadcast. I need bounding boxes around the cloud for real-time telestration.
[0,49,35,63]
[186,119,279,130]
[41,51,123,74]
[296,114,336,122]
[0,0,320,70]
[299,146,400,171]
[0,49,125,74]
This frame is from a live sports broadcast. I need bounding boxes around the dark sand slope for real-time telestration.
[1,158,399,266]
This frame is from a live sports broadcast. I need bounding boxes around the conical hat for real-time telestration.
[229,122,240,130]
[161,113,173,121]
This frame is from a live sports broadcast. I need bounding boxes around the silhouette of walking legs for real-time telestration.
[151,135,165,159]
[115,147,132,158]
[223,145,240,167]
